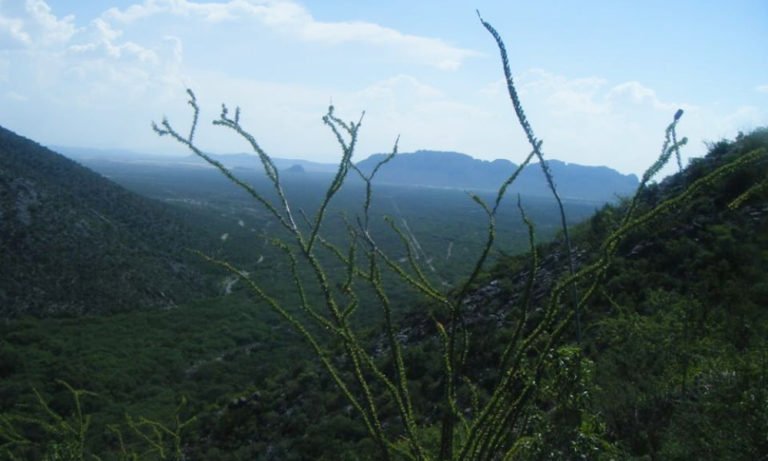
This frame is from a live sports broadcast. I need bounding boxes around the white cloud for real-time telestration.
[103,0,477,70]
[102,0,166,23]
[0,8,147,101]
[299,20,474,71]
[26,0,76,45]
[104,0,283,23]
[513,71,688,119]
[719,105,763,131]
[358,75,443,100]
[1,1,762,177]
[160,35,185,85]
[148,71,494,163]
[0,0,77,48]
[757,84,768,94]
[0,0,477,157]
[0,1,185,128]
[471,69,709,175]
[84,18,158,62]
[608,81,679,112]
[0,15,31,45]
[522,70,609,116]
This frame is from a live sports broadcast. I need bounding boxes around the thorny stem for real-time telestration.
[477,11,581,356]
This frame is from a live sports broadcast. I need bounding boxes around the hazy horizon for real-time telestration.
[49,144,640,180]
[1,0,766,176]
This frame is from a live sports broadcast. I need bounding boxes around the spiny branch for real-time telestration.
[478,10,580,351]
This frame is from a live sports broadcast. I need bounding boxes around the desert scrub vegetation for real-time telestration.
[147,13,765,460]
[3,13,767,461]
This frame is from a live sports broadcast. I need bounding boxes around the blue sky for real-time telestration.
[1,0,766,175]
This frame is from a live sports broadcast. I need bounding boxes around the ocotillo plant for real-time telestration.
[150,15,767,461]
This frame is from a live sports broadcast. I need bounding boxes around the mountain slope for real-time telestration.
[583,130,768,459]
[187,129,768,459]
[356,149,639,201]
[479,128,768,458]
[0,126,212,317]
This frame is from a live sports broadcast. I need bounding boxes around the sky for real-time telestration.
[0,0,766,176]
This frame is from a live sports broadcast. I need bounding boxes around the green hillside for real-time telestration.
[0,126,214,317]
[582,130,768,459]
[1,122,765,460]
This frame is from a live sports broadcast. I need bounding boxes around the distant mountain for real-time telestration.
[57,147,636,202]
[356,150,639,202]
[1,127,212,317]
[184,153,339,174]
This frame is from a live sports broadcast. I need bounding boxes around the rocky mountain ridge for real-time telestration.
[59,146,639,203]
[356,149,639,201]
